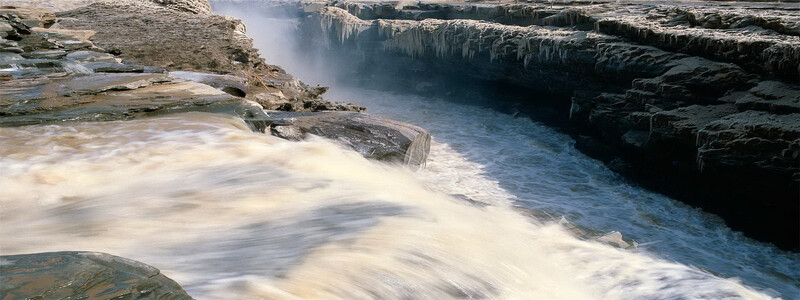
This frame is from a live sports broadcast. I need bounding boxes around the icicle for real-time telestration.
[318,7,368,44]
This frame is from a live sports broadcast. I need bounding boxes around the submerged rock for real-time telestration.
[269,111,431,168]
[0,251,191,299]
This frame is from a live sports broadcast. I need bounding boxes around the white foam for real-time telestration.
[0,112,780,299]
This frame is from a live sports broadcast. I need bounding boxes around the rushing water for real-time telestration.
[0,4,797,300]
[0,113,785,299]
[213,3,798,297]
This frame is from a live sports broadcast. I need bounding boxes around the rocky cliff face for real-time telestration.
[283,0,799,250]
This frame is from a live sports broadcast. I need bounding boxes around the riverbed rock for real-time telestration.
[0,251,191,299]
[0,72,268,128]
[18,48,64,59]
[269,111,431,168]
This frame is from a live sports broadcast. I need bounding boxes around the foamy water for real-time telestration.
[0,113,779,299]
[0,3,795,299]
[325,87,800,298]
[209,3,797,297]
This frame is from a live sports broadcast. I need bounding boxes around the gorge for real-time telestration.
[228,0,800,251]
[1,0,798,299]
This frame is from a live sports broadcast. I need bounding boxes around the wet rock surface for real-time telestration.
[0,72,270,127]
[241,0,800,249]
[0,251,191,299]
[269,111,431,168]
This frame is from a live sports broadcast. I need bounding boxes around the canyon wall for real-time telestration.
[270,0,799,249]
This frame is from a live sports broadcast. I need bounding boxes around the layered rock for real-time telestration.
[0,251,191,299]
[276,0,799,249]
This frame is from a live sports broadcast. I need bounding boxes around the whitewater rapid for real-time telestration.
[212,3,798,297]
[0,3,796,299]
[0,113,779,299]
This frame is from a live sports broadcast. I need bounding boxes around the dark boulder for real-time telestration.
[269,111,431,169]
[0,251,191,299]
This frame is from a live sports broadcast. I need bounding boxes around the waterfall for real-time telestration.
[0,112,776,299]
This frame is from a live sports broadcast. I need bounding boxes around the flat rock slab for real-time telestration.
[0,73,174,106]
[0,251,191,299]
[0,74,268,128]
[269,111,431,168]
